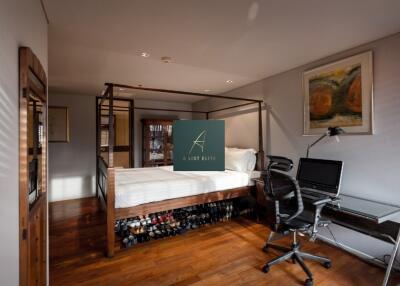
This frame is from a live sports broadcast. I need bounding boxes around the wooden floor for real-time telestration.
[50,197,399,286]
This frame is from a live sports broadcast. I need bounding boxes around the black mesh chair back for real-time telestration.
[261,156,304,232]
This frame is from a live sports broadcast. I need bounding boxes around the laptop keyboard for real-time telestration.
[301,189,330,200]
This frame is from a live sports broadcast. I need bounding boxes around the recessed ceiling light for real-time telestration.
[141,52,150,58]
[226,80,233,83]
[204,89,212,92]
[161,56,172,63]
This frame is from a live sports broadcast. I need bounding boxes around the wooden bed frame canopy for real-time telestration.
[97,82,265,257]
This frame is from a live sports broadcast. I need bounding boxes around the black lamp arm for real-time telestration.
[306,133,328,158]
[306,127,344,158]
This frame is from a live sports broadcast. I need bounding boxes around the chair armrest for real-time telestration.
[312,198,332,206]
[309,198,333,240]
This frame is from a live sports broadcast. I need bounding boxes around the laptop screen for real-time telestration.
[296,158,343,196]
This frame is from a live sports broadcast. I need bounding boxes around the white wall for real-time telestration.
[198,33,400,205]
[194,33,400,263]
[48,95,192,202]
[194,99,266,151]
[0,0,48,285]
[49,93,96,202]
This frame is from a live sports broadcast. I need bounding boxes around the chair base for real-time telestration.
[262,241,331,286]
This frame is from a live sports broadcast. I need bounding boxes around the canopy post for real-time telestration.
[108,84,114,168]
[258,102,265,170]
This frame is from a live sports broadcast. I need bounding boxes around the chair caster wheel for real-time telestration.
[262,265,269,273]
[324,261,332,269]
[305,278,313,286]
[262,245,269,252]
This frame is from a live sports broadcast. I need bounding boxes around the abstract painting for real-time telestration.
[303,51,373,135]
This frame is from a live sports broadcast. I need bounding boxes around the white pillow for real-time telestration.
[225,147,257,172]
[231,148,257,171]
[227,147,256,154]
[246,152,257,171]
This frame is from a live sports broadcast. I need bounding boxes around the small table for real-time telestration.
[325,194,400,286]
[329,194,400,224]
[253,178,267,207]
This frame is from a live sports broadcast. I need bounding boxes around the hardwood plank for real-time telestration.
[50,197,400,286]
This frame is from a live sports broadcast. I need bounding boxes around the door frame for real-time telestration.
[19,47,48,286]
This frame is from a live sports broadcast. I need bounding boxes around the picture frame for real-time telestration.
[303,51,373,135]
[48,106,70,142]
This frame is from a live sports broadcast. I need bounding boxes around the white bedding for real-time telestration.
[115,166,259,208]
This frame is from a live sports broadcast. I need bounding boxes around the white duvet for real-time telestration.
[115,166,259,208]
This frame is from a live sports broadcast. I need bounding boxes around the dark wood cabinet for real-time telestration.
[142,119,174,167]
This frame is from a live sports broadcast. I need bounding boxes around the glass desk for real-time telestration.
[324,194,400,286]
[329,194,400,224]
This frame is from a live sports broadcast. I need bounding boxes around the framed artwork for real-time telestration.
[48,106,70,142]
[303,51,373,135]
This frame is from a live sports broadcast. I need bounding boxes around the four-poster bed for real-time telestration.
[97,82,265,257]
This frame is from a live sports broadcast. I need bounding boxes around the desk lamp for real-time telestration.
[306,127,344,158]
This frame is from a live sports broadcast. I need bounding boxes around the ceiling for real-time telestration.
[45,0,400,102]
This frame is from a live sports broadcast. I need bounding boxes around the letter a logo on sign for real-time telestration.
[189,130,206,154]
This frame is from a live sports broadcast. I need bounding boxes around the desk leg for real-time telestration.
[382,226,400,286]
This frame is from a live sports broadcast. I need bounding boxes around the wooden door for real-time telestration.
[19,47,48,286]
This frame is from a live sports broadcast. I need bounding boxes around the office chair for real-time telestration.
[261,156,331,286]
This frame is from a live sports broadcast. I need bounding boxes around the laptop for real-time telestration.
[296,158,343,200]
